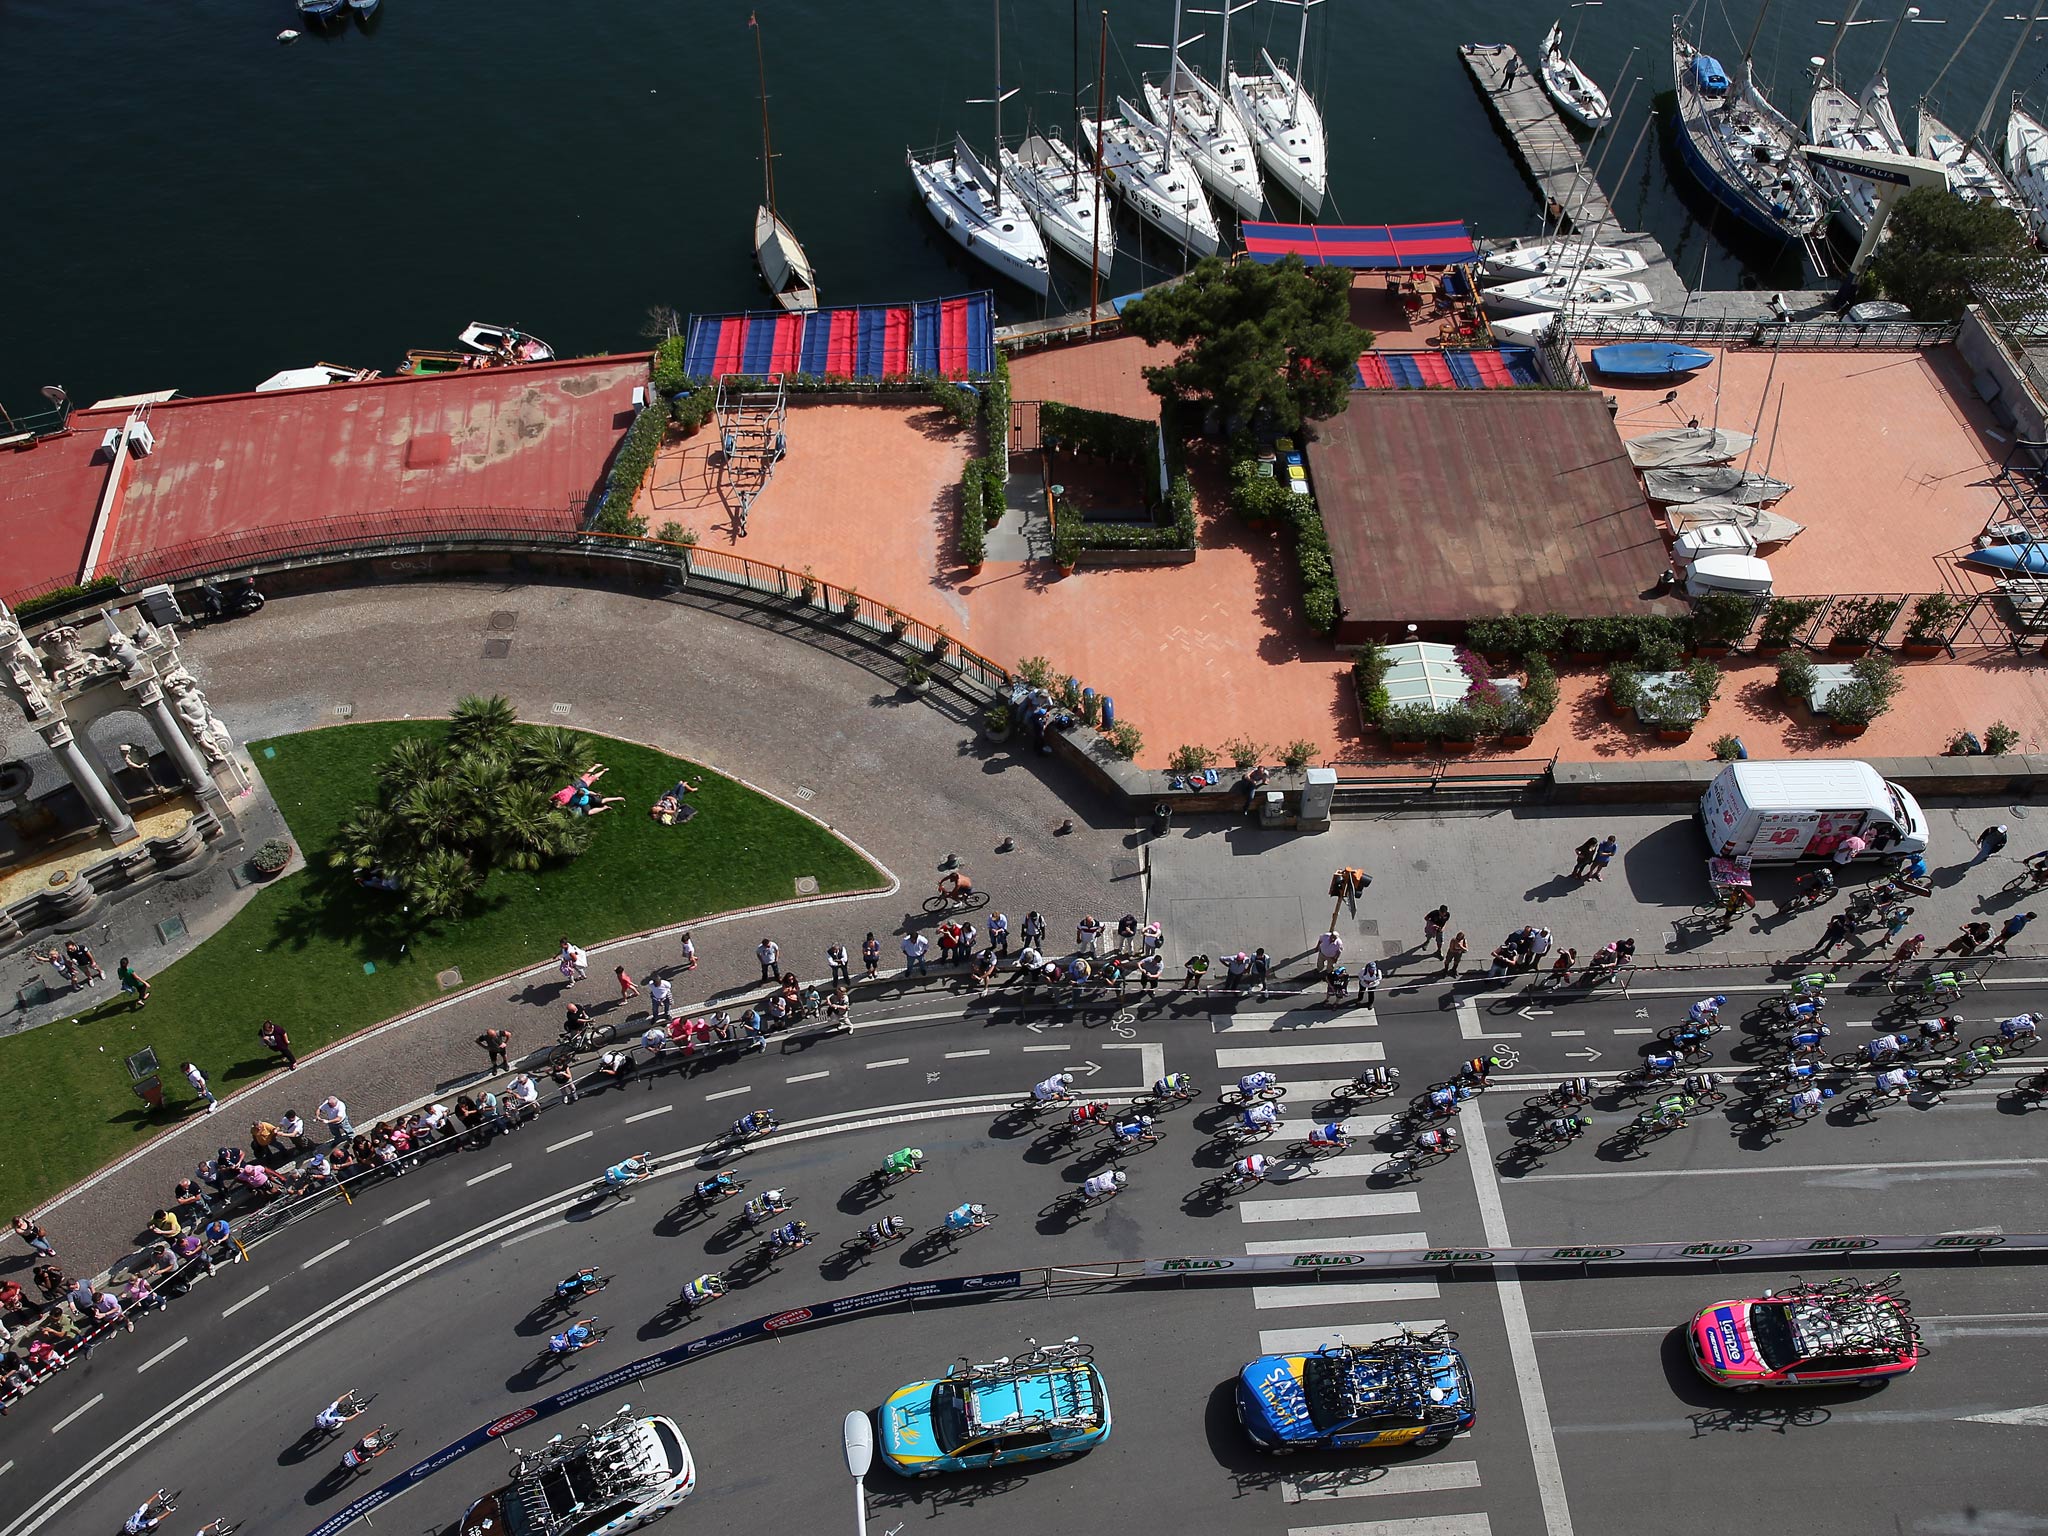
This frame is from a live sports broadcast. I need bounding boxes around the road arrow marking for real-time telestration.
[1962,1404,2048,1426]
[1516,1006,1553,1020]
[1567,1047,1603,1062]
[1025,1020,1064,1033]
[1067,1060,1104,1077]
[1635,1007,1650,1018]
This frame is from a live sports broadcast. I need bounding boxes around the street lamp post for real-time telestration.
[842,1409,873,1536]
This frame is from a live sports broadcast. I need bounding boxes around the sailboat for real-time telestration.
[1919,0,2038,226]
[1228,0,1328,212]
[908,0,1051,294]
[1670,11,1826,242]
[2005,93,2048,242]
[999,6,1115,277]
[1081,98,1222,257]
[751,15,818,313]
[1540,19,1613,130]
[1807,3,1915,240]
[1141,0,1265,220]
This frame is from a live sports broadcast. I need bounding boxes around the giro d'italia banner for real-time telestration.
[1141,1233,2048,1277]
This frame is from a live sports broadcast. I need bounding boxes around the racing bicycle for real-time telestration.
[547,1019,618,1067]
[1843,1077,1921,1120]
[1517,1117,1591,1154]
[1216,1080,1288,1107]
[1134,1078,1202,1115]
[1330,1067,1402,1105]
[1888,970,1970,1012]
[193,1523,243,1536]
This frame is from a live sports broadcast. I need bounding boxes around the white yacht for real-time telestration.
[1081,99,1221,257]
[1230,44,1327,212]
[1141,0,1263,220]
[2006,95,2048,243]
[1000,130,1116,275]
[909,137,1051,294]
[1539,20,1613,130]
[1481,273,1654,317]
[1480,237,1647,281]
[1808,70,1908,240]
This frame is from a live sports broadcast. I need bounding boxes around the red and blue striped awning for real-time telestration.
[684,292,992,382]
[1242,221,1479,269]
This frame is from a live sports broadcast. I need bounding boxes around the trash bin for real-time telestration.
[1152,801,1173,837]
[133,1076,164,1110]
[1258,790,1287,828]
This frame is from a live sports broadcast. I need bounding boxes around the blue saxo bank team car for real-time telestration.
[1236,1333,1476,1452]
[877,1337,1110,1477]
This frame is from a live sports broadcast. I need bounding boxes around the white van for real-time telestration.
[1700,760,1929,862]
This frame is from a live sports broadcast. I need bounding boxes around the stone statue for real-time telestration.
[10,669,50,721]
[175,687,211,736]
[127,613,162,654]
[118,742,153,771]
[0,607,20,649]
[99,610,146,677]
[197,718,234,766]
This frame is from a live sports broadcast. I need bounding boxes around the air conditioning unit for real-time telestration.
[100,428,123,459]
[127,420,156,457]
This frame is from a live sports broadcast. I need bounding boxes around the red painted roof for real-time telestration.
[0,354,649,603]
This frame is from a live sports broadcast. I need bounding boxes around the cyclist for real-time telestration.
[1916,1015,1960,1047]
[1952,1041,2006,1077]
[1455,1056,1500,1088]
[937,868,975,901]
[1424,1082,1474,1117]
[549,1319,600,1355]
[1413,1124,1459,1155]
[1871,1065,1917,1097]
[554,1267,604,1302]
[1638,1050,1680,1079]
[1785,1020,1831,1055]
[1080,1170,1127,1201]
[1920,970,1969,1002]
[680,1274,727,1309]
[341,1425,392,1471]
[1681,1072,1723,1098]
[602,1154,652,1190]
[1783,1084,1834,1119]
[734,1109,778,1138]
[1068,1100,1109,1129]
[882,1147,924,1179]
[861,1215,912,1246]
[1107,1113,1157,1148]
[1997,1012,2043,1044]
[743,1188,794,1225]
[1669,1021,1717,1057]
[1863,1032,1911,1064]
[694,1170,742,1204]
[1152,1071,1196,1101]
[1032,1072,1076,1104]
[768,1219,811,1254]
[1230,1152,1269,1185]
[1780,995,1827,1031]
[314,1389,369,1433]
[1777,1058,1830,1084]
[1552,1076,1595,1107]
[124,1492,176,1533]
[1240,1100,1283,1134]
[943,1203,991,1235]
[1794,868,1835,906]
[1687,994,1727,1026]
[1305,1120,1350,1151]
[1541,1114,1591,1143]
[1641,1093,1694,1130]
[1790,971,1835,1002]
[1345,1065,1399,1096]
[1236,1070,1280,1100]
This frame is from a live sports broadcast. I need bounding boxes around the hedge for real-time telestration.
[14,576,123,622]
[984,351,1012,480]
[1291,495,1338,633]
[1040,400,1163,478]
[960,455,989,566]
[591,397,667,535]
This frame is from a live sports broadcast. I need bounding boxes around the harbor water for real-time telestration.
[0,0,2034,404]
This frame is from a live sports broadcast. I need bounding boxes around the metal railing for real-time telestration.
[1573,313,1958,349]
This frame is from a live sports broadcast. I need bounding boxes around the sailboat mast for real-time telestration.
[1848,4,1916,135]
[1090,7,1107,326]
[992,0,1005,214]
[1218,0,1233,89]
[1164,0,1183,172]
[1927,0,1995,111]
[754,13,776,216]
[1818,0,1862,84]
[1073,0,1082,167]
[1974,0,2043,144]
[1292,0,1309,119]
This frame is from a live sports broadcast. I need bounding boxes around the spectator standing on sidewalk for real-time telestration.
[551,1059,579,1104]
[986,912,1010,956]
[678,931,698,972]
[647,975,673,1022]
[1010,943,1044,985]
[1076,916,1102,956]
[901,931,931,975]
[12,1216,55,1259]
[1882,907,1916,947]
[64,939,103,985]
[1116,915,1140,954]
[318,1095,353,1145]
[1935,921,1992,957]
[1138,953,1163,991]
[1357,959,1382,1008]
[862,933,881,980]
[281,1108,315,1153]
[1021,911,1047,951]
[259,1019,297,1071]
[1184,954,1211,988]
[756,938,780,982]
[117,958,150,1009]
[1527,927,1553,971]
[477,1027,512,1072]
[1977,824,2011,862]
[827,942,852,985]
[558,939,588,984]
[181,1061,218,1114]
[1545,947,1580,987]
[1570,837,1600,879]
[1422,906,1450,955]
[1315,929,1345,974]
[1223,951,1250,990]
[1588,835,1620,881]
[615,966,640,1003]
[1440,933,1468,976]
[1249,947,1272,997]
[1990,911,2038,953]
[1816,912,1854,959]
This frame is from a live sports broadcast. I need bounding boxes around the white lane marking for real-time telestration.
[705,1086,751,1101]
[220,1285,269,1318]
[1550,1030,1586,1038]
[1218,1043,1387,1068]
[1253,1282,1443,1310]
[1284,1461,1482,1503]
[1463,1101,1574,1536]
[1245,1234,1430,1256]
[1287,1512,1491,1536]
[1261,1320,1446,1355]
[545,1131,593,1152]
[944,1049,990,1059]
[1022,1044,1069,1052]
[0,1462,11,1479]
[865,1058,910,1069]
[1518,1156,2048,1182]
[467,1163,513,1186]
[300,1240,350,1270]
[785,1070,830,1084]
[1613,1028,1653,1036]
[1532,1325,1669,1339]
[136,1338,188,1374]
[382,1199,432,1227]
[625,1105,672,1124]
[48,1396,102,1435]
[1238,1193,1423,1223]
[500,1218,571,1249]
[1962,1404,2048,1425]
[1141,1042,1165,1084]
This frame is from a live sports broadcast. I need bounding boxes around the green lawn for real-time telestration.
[0,722,882,1218]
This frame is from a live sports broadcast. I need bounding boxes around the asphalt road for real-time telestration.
[12,970,2048,1536]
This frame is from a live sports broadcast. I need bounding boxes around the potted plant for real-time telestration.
[1437,702,1481,754]
[1987,719,2022,754]
[250,837,293,879]
[886,607,910,640]
[1567,616,1615,663]
[1691,592,1755,655]
[1522,612,1568,662]
[983,701,1012,743]
[1383,704,1435,755]
[1605,661,1647,716]
[1495,697,1537,749]
[797,565,820,605]
[903,657,932,695]
[1281,739,1317,772]
[1901,591,1959,657]
[1467,615,1523,666]
[1352,643,1392,732]
[1756,596,1822,656]
[1053,520,1082,573]
[1825,595,1899,656]
[1642,658,1721,742]
[1775,650,1818,706]
[1825,652,1901,736]
[839,588,862,621]
[930,627,953,660]
[1712,733,1744,762]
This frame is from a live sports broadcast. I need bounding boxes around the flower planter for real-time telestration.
[1655,726,1694,743]
[1754,644,1787,658]
[1830,719,1869,738]
[1693,643,1731,658]
[1439,739,1476,755]
[1482,652,1512,669]
[1388,739,1427,756]
[1604,689,1630,716]
[1570,651,1605,666]
[1900,642,1943,658]
[1827,640,1872,658]
[1500,732,1535,750]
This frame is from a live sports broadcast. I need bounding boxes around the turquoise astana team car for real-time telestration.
[1236,1332,1475,1452]
[877,1337,1110,1477]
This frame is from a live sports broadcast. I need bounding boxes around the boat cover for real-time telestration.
[1643,466,1790,505]
[1353,348,1542,389]
[1590,342,1713,377]
[1693,55,1730,94]
[1667,501,1805,546]
[1242,220,1479,268]
[1625,428,1755,468]
[684,292,991,381]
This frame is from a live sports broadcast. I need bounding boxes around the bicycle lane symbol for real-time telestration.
[1111,1012,1137,1039]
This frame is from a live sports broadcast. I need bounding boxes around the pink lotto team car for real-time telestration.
[1688,1275,1921,1390]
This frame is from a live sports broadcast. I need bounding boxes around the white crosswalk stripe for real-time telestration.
[1252,1283,1442,1310]
[1244,1233,1429,1255]
[1218,1042,1387,1068]
[1288,1516,1491,1536]
[1238,1193,1421,1223]
[1259,1321,1446,1355]
[1284,1462,1482,1502]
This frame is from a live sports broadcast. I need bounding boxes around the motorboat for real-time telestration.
[1000,130,1116,275]
[1481,273,1653,317]
[1590,342,1713,378]
[1671,521,1760,564]
[350,0,381,14]
[401,349,488,376]
[2007,96,2048,244]
[296,0,348,20]
[255,362,379,392]
[1481,238,1647,281]
[1231,39,1327,211]
[1081,100,1221,257]
[1685,553,1774,596]
[458,324,555,363]
[751,14,819,311]
[1671,27,1826,242]
[1625,426,1755,467]
[909,137,1051,294]
[1141,1,1264,219]
[1539,20,1613,130]
[1920,102,2027,223]
[1643,465,1791,505]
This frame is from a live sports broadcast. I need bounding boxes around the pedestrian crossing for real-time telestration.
[1215,1022,1495,1536]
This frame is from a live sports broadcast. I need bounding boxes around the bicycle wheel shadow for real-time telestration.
[302,1460,376,1505]
[277,1424,339,1467]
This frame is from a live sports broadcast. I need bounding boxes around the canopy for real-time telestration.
[684,292,991,381]
[1241,220,1479,269]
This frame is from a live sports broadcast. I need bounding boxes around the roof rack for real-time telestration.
[1771,1276,1921,1357]
[1314,1337,1464,1425]
[947,1337,1102,1435]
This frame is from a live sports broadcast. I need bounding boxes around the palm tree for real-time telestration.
[375,735,445,798]
[329,804,403,877]
[445,751,512,826]
[516,725,593,789]
[491,781,567,872]
[448,694,520,757]
[404,846,484,919]
[398,777,483,853]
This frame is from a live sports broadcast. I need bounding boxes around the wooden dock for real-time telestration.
[1459,43,1625,236]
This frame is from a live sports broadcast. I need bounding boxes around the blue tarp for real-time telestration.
[1693,55,1729,94]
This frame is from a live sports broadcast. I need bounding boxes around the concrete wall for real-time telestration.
[1957,306,2048,447]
